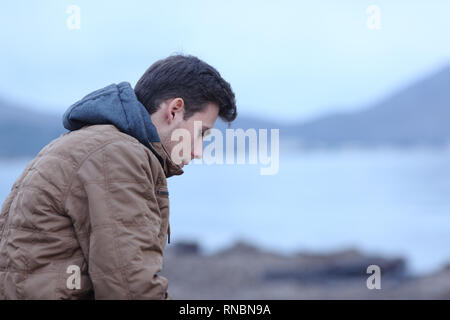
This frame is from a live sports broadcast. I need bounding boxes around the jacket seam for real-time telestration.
[61,138,135,211]
[70,180,149,194]
[7,225,77,237]
[87,260,162,278]
[0,264,83,274]
[102,147,133,299]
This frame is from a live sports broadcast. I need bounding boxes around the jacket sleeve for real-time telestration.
[65,140,171,299]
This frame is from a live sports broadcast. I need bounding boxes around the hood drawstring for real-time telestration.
[167,223,170,244]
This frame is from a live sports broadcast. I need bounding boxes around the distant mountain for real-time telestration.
[283,65,450,148]
[1,65,450,158]
[0,100,64,157]
[215,65,450,148]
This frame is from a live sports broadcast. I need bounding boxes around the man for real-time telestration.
[0,54,237,299]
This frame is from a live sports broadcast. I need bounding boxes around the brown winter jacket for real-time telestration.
[0,82,183,299]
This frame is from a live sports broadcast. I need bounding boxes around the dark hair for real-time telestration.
[134,54,237,123]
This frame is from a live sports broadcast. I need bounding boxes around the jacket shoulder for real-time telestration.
[43,124,155,167]
[57,125,165,184]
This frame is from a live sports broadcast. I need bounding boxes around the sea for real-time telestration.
[1,147,450,275]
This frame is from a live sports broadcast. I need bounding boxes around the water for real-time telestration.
[168,147,450,276]
[2,148,450,275]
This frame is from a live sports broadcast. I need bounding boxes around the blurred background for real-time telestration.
[1,0,450,298]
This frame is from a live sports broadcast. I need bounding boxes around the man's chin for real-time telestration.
[180,161,188,168]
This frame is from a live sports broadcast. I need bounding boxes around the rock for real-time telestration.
[161,240,449,299]
[263,248,407,283]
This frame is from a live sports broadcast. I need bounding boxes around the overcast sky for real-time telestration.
[1,0,450,123]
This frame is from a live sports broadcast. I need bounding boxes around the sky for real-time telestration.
[1,0,450,124]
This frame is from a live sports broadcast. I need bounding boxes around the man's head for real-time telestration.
[135,54,237,167]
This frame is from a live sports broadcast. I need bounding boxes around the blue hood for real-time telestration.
[62,82,161,148]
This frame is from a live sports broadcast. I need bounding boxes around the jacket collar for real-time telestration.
[148,141,184,178]
[62,82,184,178]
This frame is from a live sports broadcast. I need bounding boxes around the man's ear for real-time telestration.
[167,98,185,124]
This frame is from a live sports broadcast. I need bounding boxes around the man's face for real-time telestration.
[152,98,219,167]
